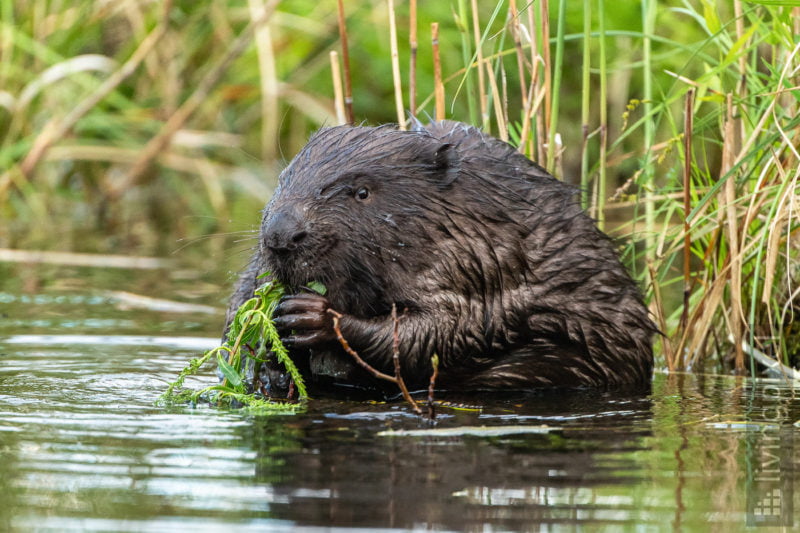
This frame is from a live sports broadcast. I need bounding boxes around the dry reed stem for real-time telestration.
[670,221,774,368]
[648,261,674,370]
[248,0,279,161]
[517,79,539,155]
[409,0,418,114]
[594,0,607,225]
[508,0,528,110]
[432,23,445,121]
[762,159,795,306]
[733,0,747,121]
[679,87,695,359]
[540,0,551,139]
[6,0,173,188]
[527,6,545,161]
[485,59,508,141]
[329,51,347,125]
[388,0,406,130]
[470,0,489,129]
[500,57,510,132]
[721,93,744,370]
[683,272,728,370]
[605,190,694,210]
[108,0,279,200]
[336,0,354,123]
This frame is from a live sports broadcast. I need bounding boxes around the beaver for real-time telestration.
[225,121,655,397]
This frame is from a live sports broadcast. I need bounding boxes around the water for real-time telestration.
[1,261,798,531]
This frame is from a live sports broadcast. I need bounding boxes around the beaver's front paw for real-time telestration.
[273,293,336,348]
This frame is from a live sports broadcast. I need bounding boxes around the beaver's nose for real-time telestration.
[263,209,308,253]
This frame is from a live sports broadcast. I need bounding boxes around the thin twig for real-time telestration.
[328,308,422,415]
[329,310,396,382]
[391,305,419,412]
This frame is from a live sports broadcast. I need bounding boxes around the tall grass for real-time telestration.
[1,0,798,375]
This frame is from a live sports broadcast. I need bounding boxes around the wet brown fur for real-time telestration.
[226,121,655,395]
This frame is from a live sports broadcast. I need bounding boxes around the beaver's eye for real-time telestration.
[355,186,370,201]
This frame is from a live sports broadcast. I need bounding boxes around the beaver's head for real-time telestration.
[260,125,458,316]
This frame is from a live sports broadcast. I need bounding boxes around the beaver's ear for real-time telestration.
[430,143,460,185]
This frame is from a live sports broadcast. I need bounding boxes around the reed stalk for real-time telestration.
[527,5,545,162]
[596,0,607,228]
[579,0,592,209]
[336,0,354,124]
[539,0,551,151]
[546,0,565,175]
[508,0,528,111]
[247,0,279,161]
[641,0,656,258]
[388,0,406,130]
[470,0,489,130]
[485,54,507,141]
[679,87,695,370]
[721,93,743,371]
[432,23,445,121]
[329,51,347,125]
[457,0,477,125]
[409,0,418,114]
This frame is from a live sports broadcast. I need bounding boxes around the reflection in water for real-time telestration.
[0,312,798,529]
[248,393,654,529]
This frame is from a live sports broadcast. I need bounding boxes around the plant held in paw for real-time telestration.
[158,276,317,412]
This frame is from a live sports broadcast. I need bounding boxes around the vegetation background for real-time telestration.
[1,0,797,375]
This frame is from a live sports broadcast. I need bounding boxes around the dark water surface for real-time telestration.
[1,261,798,531]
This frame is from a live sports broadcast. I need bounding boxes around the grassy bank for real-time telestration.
[1,0,797,374]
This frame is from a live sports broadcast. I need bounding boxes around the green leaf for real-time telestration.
[306,280,327,296]
[217,351,242,388]
[702,1,721,35]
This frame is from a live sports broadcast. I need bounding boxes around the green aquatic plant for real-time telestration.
[159,275,323,412]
